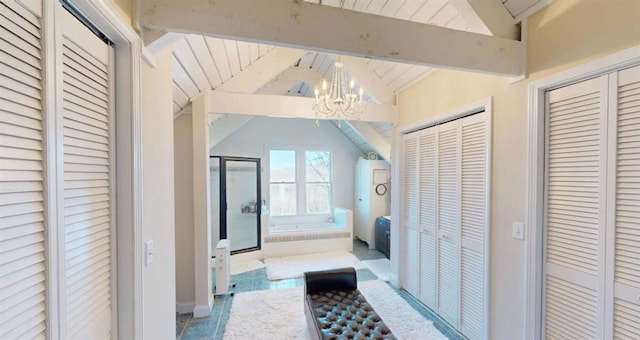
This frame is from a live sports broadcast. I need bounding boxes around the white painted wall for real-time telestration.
[141,49,176,337]
[210,116,366,211]
[174,114,195,311]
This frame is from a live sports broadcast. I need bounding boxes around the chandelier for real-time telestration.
[313,62,364,124]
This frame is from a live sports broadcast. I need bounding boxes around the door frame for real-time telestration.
[525,43,640,340]
[391,96,493,339]
[211,156,262,254]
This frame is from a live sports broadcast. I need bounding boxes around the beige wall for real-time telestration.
[141,48,176,338]
[397,1,640,339]
[109,0,132,25]
[174,115,196,308]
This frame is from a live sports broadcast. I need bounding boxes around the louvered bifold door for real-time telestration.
[436,120,461,327]
[402,132,419,296]
[0,1,47,338]
[459,112,487,340]
[611,65,640,339]
[418,127,438,309]
[60,7,114,340]
[543,76,608,340]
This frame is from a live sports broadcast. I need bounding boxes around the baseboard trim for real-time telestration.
[192,295,214,318]
[176,302,195,315]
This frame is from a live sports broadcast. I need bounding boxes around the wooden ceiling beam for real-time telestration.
[141,0,524,76]
[449,0,520,39]
[206,91,396,123]
[337,56,395,104]
[257,66,323,95]
[214,47,308,93]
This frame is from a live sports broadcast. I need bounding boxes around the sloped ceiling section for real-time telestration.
[331,121,379,156]
[163,0,545,161]
[307,0,541,21]
[502,0,545,17]
[172,36,275,113]
[330,121,394,160]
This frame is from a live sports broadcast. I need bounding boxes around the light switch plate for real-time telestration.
[512,222,525,240]
[145,240,154,266]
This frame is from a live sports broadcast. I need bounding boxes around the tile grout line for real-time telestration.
[178,314,192,340]
[213,294,231,338]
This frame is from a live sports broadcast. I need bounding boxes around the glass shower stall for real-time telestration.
[210,156,261,255]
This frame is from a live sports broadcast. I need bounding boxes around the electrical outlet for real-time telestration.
[145,240,154,266]
[512,222,525,240]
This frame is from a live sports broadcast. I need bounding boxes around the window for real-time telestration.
[305,151,331,214]
[269,149,333,218]
[269,150,297,216]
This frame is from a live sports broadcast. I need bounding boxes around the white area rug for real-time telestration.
[362,258,391,282]
[223,280,447,340]
[230,259,265,275]
[264,251,364,280]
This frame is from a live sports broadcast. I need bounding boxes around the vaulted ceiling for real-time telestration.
[140,0,547,158]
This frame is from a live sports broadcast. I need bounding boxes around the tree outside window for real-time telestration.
[269,149,332,217]
[269,150,296,216]
[305,151,331,214]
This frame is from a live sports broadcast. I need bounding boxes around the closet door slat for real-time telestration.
[402,133,419,296]
[437,119,460,328]
[460,112,487,340]
[544,76,607,339]
[61,8,113,340]
[0,1,46,339]
[611,65,640,339]
[418,127,437,309]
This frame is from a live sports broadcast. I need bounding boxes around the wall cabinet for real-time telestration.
[401,111,490,340]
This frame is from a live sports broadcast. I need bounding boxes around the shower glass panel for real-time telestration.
[211,156,261,255]
[210,157,221,254]
[225,160,260,252]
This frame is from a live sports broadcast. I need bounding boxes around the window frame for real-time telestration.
[267,146,334,224]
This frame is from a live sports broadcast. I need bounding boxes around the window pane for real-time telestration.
[306,151,331,182]
[306,183,330,214]
[270,150,296,182]
[270,183,296,216]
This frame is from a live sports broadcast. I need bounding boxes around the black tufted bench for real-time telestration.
[304,267,396,340]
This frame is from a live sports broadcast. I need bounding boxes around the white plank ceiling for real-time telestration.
[171,0,543,155]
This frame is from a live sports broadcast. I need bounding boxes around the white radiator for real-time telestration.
[215,239,231,295]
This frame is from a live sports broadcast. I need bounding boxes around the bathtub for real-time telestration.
[261,208,353,257]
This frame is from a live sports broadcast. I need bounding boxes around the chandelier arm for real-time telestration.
[312,61,364,123]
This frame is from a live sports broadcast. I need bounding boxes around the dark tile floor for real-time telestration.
[176,240,466,340]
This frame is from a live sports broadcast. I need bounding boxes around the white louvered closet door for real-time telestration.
[60,7,114,340]
[611,65,640,339]
[402,132,419,296]
[459,112,487,340]
[418,127,438,309]
[437,119,460,327]
[0,1,47,338]
[544,76,608,340]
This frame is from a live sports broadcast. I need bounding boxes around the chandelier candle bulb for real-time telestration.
[312,61,365,123]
